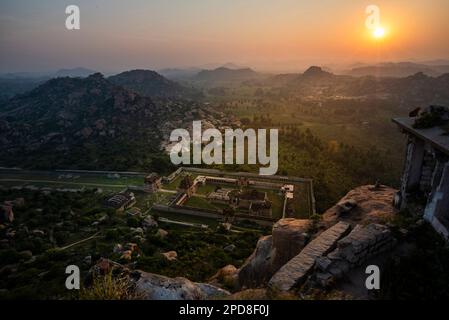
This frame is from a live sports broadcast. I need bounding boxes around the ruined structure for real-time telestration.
[178,174,196,196]
[103,191,136,212]
[144,173,162,193]
[393,106,449,239]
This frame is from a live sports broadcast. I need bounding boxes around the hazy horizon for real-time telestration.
[1,0,449,74]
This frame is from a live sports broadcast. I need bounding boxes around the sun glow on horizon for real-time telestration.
[373,26,386,39]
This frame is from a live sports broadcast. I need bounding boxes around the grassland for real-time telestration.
[184,196,220,211]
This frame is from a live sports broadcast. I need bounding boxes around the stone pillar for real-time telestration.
[400,136,425,209]
[424,162,449,239]
[419,149,436,193]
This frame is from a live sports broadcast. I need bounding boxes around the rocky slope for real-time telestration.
[0,73,196,170]
[321,184,398,227]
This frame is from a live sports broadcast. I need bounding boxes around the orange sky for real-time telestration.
[1,0,449,72]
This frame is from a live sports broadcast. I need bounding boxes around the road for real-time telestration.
[0,178,128,188]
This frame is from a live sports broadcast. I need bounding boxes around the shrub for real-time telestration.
[127,216,140,228]
[0,249,23,265]
[79,272,141,300]
[105,229,120,241]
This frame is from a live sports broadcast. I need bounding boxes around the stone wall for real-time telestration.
[268,221,351,292]
[425,162,449,239]
[314,223,396,285]
[399,137,425,210]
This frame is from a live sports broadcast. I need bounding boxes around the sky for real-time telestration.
[1,0,449,73]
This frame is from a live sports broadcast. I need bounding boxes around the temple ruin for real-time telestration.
[393,105,449,239]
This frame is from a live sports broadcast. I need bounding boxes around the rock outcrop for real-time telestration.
[268,221,351,292]
[161,250,178,262]
[322,185,398,227]
[271,219,312,271]
[237,219,312,288]
[132,270,230,300]
[233,186,401,297]
[209,265,239,290]
[87,258,229,300]
[238,235,273,287]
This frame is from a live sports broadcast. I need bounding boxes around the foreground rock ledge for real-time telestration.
[238,219,312,288]
[268,221,351,292]
[322,185,398,227]
[133,270,230,300]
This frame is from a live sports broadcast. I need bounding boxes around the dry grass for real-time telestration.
[79,272,143,300]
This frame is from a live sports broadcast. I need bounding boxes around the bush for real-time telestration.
[105,229,120,241]
[0,249,22,265]
[379,223,449,299]
[79,272,142,300]
[127,216,140,228]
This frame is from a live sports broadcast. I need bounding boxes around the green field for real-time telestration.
[195,183,218,195]
[184,196,220,211]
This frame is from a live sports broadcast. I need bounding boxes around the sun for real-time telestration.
[373,26,386,39]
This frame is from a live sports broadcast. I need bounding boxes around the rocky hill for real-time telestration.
[108,69,201,99]
[54,67,96,78]
[0,73,195,171]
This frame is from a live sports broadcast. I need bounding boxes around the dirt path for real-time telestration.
[58,231,102,251]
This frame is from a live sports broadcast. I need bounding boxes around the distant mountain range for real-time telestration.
[0,64,448,170]
[0,67,97,79]
[260,66,449,105]
[344,62,449,78]
[0,68,97,102]
[54,67,97,78]
[268,66,337,85]
[158,67,201,80]
[193,67,262,83]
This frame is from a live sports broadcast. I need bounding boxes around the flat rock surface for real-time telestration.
[322,185,398,227]
[271,219,311,270]
[134,271,230,300]
[268,221,351,292]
